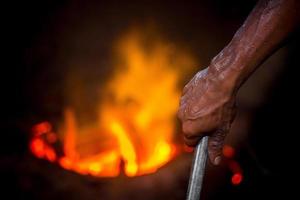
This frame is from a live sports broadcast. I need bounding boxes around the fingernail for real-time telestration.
[214,156,221,165]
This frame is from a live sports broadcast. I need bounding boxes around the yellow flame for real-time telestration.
[109,121,138,176]
[29,26,197,177]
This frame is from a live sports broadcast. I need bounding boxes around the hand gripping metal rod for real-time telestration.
[186,136,208,200]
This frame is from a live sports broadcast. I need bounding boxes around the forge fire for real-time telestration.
[29,28,197,178]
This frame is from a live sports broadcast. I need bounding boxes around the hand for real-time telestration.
[178,67,236,165]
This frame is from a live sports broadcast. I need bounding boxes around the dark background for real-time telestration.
[2,0,299,199]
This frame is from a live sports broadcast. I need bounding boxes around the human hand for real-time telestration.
[178,67,236,165]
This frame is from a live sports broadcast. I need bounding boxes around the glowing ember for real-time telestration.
[231,173,243,185]
[29,27,197,177]
[223,145,235,158]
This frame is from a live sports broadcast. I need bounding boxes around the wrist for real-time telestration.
[207,44,249,96]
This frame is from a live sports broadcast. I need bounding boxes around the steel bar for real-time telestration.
[186,136,208,200]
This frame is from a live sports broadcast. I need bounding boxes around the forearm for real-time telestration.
[208,0,300,94]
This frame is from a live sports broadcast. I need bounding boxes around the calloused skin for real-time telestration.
[178,0,300,165]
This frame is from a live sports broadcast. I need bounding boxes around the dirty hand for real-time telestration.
[178,66,236,165]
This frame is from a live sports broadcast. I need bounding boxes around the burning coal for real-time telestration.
[29,27,197,177]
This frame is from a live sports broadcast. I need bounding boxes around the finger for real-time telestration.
[182,117,217,138]
[183,135,203,147]
[208,127,228,165]
[177,103,186,120]
[179,94,188,107]
[177,93,190,120]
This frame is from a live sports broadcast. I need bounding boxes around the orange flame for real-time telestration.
[29,27,197,177]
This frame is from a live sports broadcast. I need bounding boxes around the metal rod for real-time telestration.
[186,136,209,200]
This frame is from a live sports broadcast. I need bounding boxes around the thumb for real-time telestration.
[208,126,229,165]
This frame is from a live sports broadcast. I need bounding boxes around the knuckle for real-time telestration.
[177,110,183,120]
[182,122,196,135]
[177,105,187,120]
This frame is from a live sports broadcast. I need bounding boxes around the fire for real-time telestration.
[29,27,197,177]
